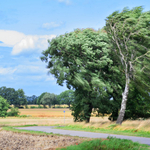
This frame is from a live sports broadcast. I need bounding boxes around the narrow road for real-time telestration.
[17,126,150,146]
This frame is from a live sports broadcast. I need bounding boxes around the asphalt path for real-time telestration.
[16,126,150,146]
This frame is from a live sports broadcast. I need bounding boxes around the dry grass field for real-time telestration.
[1,108,150,132]
[19,108,72,117]
[0,108,150,149]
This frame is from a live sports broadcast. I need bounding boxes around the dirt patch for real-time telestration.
[0,130,84,150]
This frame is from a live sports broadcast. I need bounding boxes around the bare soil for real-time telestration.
[0,129,84,150]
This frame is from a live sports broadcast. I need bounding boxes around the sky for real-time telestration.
[0,0,150,96]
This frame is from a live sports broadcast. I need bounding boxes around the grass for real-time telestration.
[1,113,150,150]
[56,124,150,138]
[58,137,150,150]
[1,108,150,138]
[2,125,150,150]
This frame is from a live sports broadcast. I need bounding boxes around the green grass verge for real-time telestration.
[56,124,150,138]
[58,137,150,150]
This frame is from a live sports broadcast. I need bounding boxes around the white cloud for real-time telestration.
[58,0,71,5]
[42,22,62,29]
[0,67,16,75]
[0,30,56,55]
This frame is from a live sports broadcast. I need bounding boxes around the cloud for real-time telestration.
[42,22,62,29]
[58,0,71,5]
[0,67,16,75]
[0,30,56,55]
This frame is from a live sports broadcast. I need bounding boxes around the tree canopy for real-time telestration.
[41,28,115,122]
[105,6,150,124]
[0,86,27,107]
[0,96,9,117]
[41,6,150,124]
[40,92,57,108]
[57,90,74,108]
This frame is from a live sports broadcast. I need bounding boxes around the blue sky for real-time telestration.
[0,0,150,96]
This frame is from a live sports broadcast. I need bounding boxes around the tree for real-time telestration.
[13,89,27,107]
[40,93,56,108]
[57,90,74,108]
[105,7,150,124]
[0,86,17,104]
[41,28,113,122]
[37,92,46,106]
[0,86,27,107]
[0,96,9,117]
[26,95,38,104]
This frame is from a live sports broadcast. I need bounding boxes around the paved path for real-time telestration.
[17,126,150,146]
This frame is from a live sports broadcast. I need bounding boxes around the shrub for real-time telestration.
[18,106,24,109]
[38,105,43,108]
[0,96,9,117]
[7,107,20,116]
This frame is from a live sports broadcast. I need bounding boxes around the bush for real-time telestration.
[29,105,46,109]
[7,107,20,117]
[18,106,24,109]
[25,105,29,109]
[55,106,63,108]
[30,106,37,109]
[38,105,43,108]
[19,114,32,117]
[0,96,9,117]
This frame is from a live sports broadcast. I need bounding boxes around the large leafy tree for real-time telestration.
[105,7,150,124]
[41,28,113,122]
[57,90,74,108]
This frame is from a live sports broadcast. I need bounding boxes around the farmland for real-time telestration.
[0,108,150,149]
[19,108,72,117]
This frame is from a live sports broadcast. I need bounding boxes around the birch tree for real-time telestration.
[105,7,150,124]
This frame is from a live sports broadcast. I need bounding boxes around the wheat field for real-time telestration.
[19,108,72,117]
[0,108,150,132]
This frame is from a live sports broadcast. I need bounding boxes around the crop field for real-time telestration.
[0,108,150,149]
[19,108,72,117]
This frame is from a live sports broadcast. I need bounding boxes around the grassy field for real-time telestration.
[1,108,150,135]
[0,108,150,149]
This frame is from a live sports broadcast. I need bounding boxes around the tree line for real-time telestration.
[0,86,74,108]
[41,6,150,124]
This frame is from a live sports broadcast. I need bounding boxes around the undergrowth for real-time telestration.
[59,137,150,150]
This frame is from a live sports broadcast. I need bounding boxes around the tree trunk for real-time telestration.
[116,75,130,125]
[85,102,93,123]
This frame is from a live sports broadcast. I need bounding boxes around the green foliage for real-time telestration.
[0,96,9,117]
[0,86,27,107]
[19,115,31,118]
[40,92,57,108]
[60,137,150,150]
[7,107,20,117]
[57,90,74,108]
[57,124,150,138]
[30,105,45,109]
[105,6,150,124]
[41,28,113,122]
[26,95,38,104]
[37,92,46,105]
